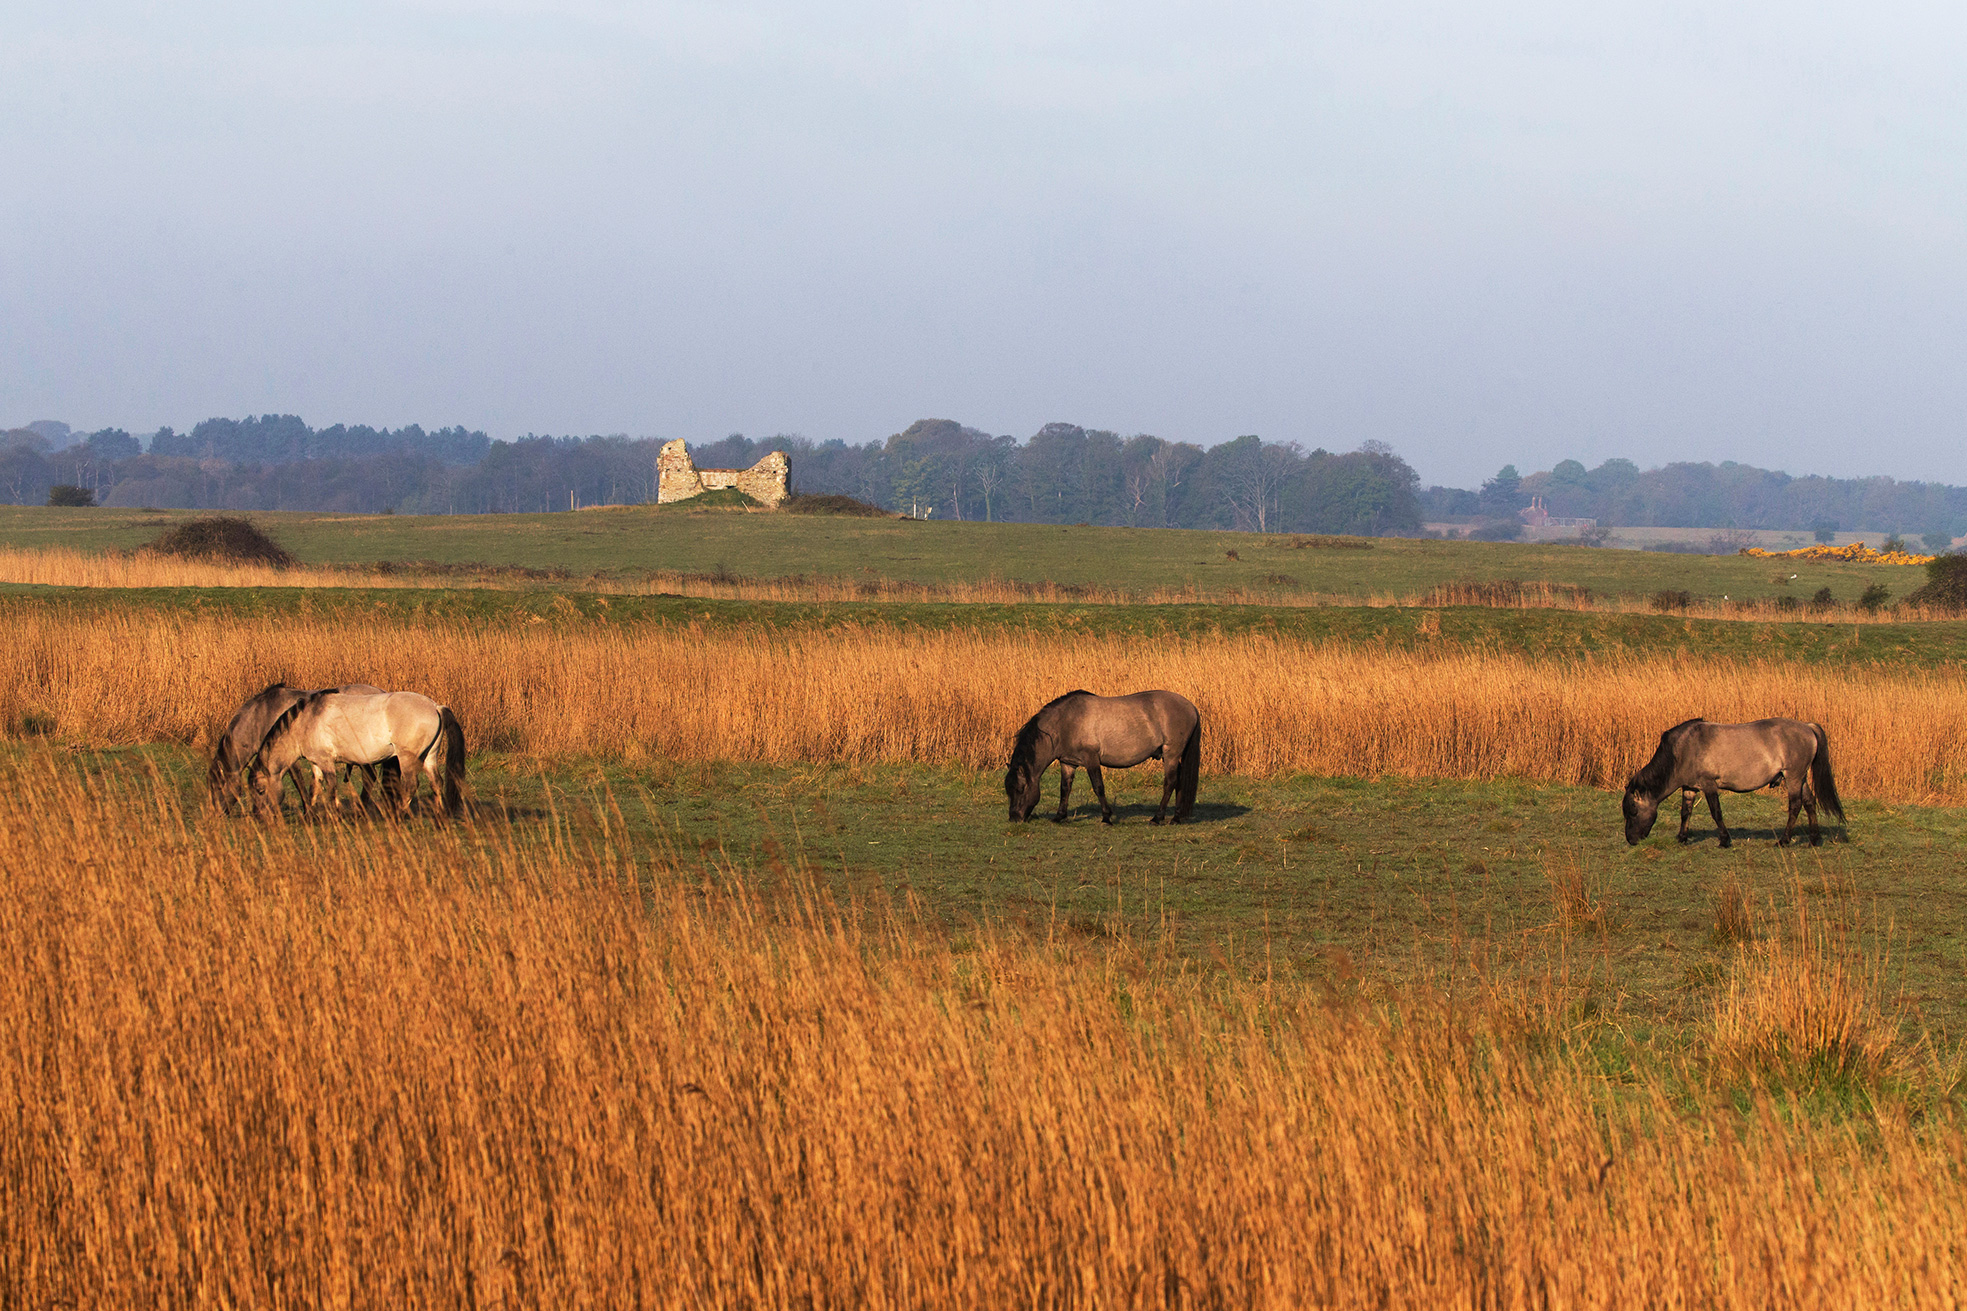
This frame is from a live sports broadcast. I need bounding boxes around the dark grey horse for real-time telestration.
[207,681,399,814]
[1623,717,1843,847]
[1005,689,1201,825]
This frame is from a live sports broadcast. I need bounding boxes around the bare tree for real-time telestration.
[1222,437,1297,534]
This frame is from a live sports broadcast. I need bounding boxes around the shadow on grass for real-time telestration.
[1046,800,1253,825]
[1669,823,1850,847]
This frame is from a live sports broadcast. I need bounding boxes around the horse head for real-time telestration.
[1622,781,1662,844]
[1005,755,1042,821]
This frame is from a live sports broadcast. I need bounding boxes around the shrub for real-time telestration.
[667,488,762,510]
[1467,519,1523,542]
[46,485,95,507]
[781,493,889,517]
[1811,586,1836,611]
[1882,534,1907,554]
[1650,589,1692,612]
[1858,583,1892,613]
[1812,522,1839,544]
[144,516,296,567]
[1774,595,1800,613]
[1905,553,1967,612]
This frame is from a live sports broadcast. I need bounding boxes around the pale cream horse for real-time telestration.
[251,688,465,818]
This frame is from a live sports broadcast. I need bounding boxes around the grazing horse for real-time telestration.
[207,682,399,813]
[251,688,466,819]
[1005,690,1201,825]
[1623,717,1843,847]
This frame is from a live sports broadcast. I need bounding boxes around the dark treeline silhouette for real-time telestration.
[0,416,1425,534]
[23,415,1952,539]
[1420,458,1967,539]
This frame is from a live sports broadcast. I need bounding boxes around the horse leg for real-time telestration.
[1803,782,1822,846]
[1781,791,1801,845]
[1152,758,1177,825]
[1084,762,1114,825]
[395,747,421,816]
[1055,764,1076,823]
[312,760,341,813]
[1677,790,1695,842]
[1704,788,1731,847]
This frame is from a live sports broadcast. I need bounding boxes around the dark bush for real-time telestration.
[1906,554,1967,611]
[1774,594,1800,613]
[46,484,95,507]
[144,516,297,567]
[663,488,762,510]
[1811,586,1836,610]
[1650,589,1693,612]
[1858,582,1891,612]
[781,493,889,517]
[1466,519,1523,542]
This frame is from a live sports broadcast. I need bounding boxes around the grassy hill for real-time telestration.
[0,503,1935,604]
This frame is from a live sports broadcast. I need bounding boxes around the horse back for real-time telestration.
[1063,690,1198,763]
[1677,718,1820,791]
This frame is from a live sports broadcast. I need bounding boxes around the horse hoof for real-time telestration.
[1101,816,1114,826]
[1719,837,1732,848]
[1149,817,1165,826]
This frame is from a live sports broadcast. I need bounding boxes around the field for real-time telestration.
[4,504,1967,1303]
[0,501,1940,605]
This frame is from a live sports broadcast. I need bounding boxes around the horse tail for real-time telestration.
[1810,723,1844,821]
[1175,715,1202,821]
[428,706,466,818]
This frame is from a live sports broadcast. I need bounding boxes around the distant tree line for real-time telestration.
[1419,458,1967,540]
[13,413,1958,539]
[0,415,1426,534]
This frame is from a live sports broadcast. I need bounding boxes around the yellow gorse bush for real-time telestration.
[1739,542,1935,565]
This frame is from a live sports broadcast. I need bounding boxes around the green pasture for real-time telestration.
[0,503,1936,605]
[6,581,1966,669]
[58,744,1967,1055]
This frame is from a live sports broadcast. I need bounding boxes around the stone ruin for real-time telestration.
[656,440,791,507]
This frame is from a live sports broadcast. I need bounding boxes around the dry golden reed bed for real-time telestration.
[2,757,1963,1307]
[0,545,1941,618]
[6,608,1967,802]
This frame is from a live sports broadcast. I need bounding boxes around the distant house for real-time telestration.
[655,440,791,507]
[1519,496,1596,530]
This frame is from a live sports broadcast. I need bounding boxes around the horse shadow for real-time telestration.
[1672,823,1848,847]
[1057,799,1251,826]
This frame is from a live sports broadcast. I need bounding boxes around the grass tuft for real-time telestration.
[1709,885,1910,1089]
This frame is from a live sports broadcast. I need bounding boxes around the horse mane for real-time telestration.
[252,689,325,768]
[208,682,295,799]
[1004,690,1092,797]
[1628,718,1704,799]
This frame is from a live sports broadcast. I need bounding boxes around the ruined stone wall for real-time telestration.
[656,440,790,507]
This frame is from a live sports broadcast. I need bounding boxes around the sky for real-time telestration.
[4,1,1966,487]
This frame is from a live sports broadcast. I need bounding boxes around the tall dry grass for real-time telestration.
[2,756,1964,1305]
[6,608,1967,801]
[1710,881,1929,1089]
[0,545,1947,618]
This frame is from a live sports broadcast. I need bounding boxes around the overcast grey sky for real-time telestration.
[5,1,1965,485]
